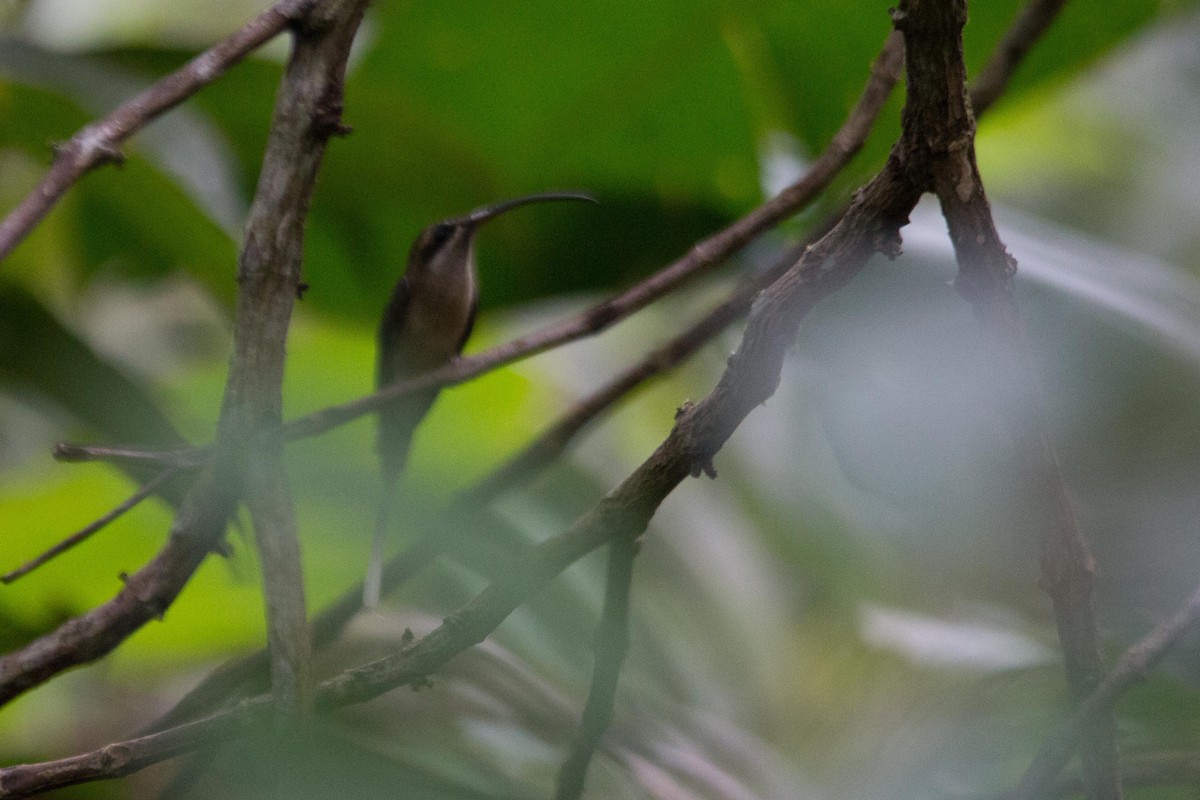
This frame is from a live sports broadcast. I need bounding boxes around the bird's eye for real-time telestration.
[425,223,454,250]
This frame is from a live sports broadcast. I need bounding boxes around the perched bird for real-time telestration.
[364,191,596,606]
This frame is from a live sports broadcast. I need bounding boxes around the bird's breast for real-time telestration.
[386,271,476,377]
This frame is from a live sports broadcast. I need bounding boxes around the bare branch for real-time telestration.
[970,0,1070,115]
[141,32,906,733]
[1,467,184,584]
[0,0,322,263]
[0,698,266,798]
[280,32,906,444]
[1010,583,1200,800]
[245,465,311,717]
[225,0,369,718]
[554,536,638,800]
[464,258,792,504]
[0,452,239,707]
[906,0,1118,795]
[52,442,206,468]
[0,0,361,713]
[461,36,911,501]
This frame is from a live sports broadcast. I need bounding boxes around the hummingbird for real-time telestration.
[364,191,596,606]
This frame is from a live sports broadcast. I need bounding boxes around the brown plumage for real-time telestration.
[364,192,596,606]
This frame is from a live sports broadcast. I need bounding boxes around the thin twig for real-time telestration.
[462,258,792,505]
[970,0,1070,115]
[1009,582,1200,800]
[279,32,906,445]
[0,448,241,706]
[554,536,639,800]
[1008,752,1200,800]
[0,0,321,262]
[52,442,207,469]
[1,467,183,584]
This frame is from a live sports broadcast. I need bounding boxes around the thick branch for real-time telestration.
[462,273,769,503]
[0,0,322,263]
[0,0,358,714]
[226,0,368,718]
[903,0,1119,796]
[245,465,311,717]
[0,698,265,798]
[52,442,206,468]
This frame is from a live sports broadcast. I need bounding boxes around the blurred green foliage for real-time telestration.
[1,0,1180,320]
[2,1,1200,798]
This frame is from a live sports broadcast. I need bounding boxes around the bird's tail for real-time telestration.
[363,471,399,608]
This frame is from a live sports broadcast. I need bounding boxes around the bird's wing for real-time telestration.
[455,286,480,355]
[376,274,412,388]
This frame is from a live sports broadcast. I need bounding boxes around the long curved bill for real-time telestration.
[456,191,597,227]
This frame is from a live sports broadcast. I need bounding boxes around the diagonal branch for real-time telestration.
[461,269,776,504]
[0,0,322,263]
[140,32,906,733]
[0,451,239,707]
[970,0,1070,115]
[52,442,207,468]
[0,152,919,795]
[279,32,906,445]
[1,467,185,584]
[0,27,937,782]
[1010,581,1200,800]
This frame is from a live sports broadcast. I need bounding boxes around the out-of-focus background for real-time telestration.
[2,1,1200,797]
